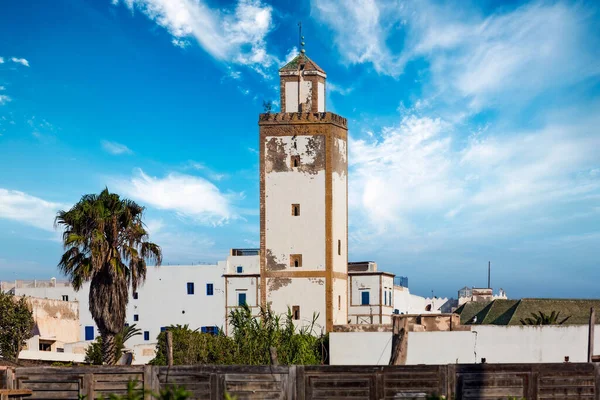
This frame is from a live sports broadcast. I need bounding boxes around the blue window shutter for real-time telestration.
[201,327,207,333]
[144,331,150,341]
[85,326,94,341]
[236,266,243,273]
[361,291,370,305]
[187,282,194,295]
[160,327,166,332]
[238,293,247,306]
[206,283,214,296]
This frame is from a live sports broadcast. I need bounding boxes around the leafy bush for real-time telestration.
[0,292,34,361]
[86,324,142,365]
[150,305,328,365]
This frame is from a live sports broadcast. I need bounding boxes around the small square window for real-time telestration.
[290,254,302,268]
[206,283,214,296]
[291,155,300,168]
[62,295,69,302]
[292,306,300,320]
[236,266,243,274]
[238,292,247,306]
[187,282,195,295]
[292,204,300,216]
[133,314,139,322]
[133,292,138,300]
[144,331,150,341]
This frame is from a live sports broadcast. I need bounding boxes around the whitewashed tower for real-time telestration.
[259,44,348,333]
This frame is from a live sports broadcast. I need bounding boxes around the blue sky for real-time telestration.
[1,0,599,299]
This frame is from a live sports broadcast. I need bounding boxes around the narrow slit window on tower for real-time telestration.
[292,204,300,216]
[292,306,300,320]
[291,155,300,168]
[290,254,302,268]
[338,240,341,255]
[338,295,341,311]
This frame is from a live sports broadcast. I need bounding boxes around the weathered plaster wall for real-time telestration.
[267,277,326,332]
[226,255,259,274]
[332,277,348,325]
[27,297,79,343]
[265,135,326,272]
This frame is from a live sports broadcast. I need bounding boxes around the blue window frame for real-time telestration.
[133,314,139,321]
[201,326,218,335]
[160,327,166,332]
[361,291,370,305]
[236,266,243,273]
[238,292,247,306]
[187,282,194,295]
[144,331,150,341]
[85,326,94,341]
[133,292,138,300]
[206,283,214,296]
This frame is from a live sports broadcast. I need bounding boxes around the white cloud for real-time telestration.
[0,57,4,64]
[0,95,10,105]
[0,189,66,231]
[115,169,236,225]
[101,140,133,155]
[328,82,354,95]
[171,38,190,48]
[349,112,600,245]
[313,1,600,110]
[114,0,276,74]
[10,57,29,67]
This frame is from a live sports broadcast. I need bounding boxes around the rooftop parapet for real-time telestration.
[259,112,347,129]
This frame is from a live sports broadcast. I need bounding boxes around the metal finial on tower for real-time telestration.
[298,21,305,54]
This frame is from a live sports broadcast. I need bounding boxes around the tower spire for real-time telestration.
[298,21,305,54]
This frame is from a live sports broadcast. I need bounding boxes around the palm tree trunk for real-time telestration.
[102,332,118,365]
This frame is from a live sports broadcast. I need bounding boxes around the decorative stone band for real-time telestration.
[259,112,347,128]
[279,70,327,78]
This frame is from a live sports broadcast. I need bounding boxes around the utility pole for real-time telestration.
[487,261,491,289]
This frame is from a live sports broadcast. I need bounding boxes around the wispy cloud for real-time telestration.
[0,57,4,64]
[313,1,600,110]
[113,0,277,75]
[349,111,600,250]
[10,57,29,67]
[0,95,10,105]
[114,169,237,226]
[101,140,133,155]
[0,189,66,231]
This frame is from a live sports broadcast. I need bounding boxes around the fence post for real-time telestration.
[83,373,94,400]
[589,308,595,363]
[287,365,296,400]
[166,331,173,367]
[143,365,159,400]
[390,316,409,365]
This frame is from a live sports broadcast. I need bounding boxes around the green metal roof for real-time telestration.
[455,298,600,325]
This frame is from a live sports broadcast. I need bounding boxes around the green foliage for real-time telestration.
[86,324,142,365]
[520,310,571,325]
[262,100,273,113]
[150,305,328,366]
[56,188,162,364]
[0,292,34,361]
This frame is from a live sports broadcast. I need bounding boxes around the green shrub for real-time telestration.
[150,305,328,365]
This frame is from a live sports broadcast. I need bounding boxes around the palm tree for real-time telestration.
[520,311,571,325]
[55,188,161,364]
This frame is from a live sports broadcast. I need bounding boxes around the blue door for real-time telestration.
[238,292,247,306]
[361,291,370,305]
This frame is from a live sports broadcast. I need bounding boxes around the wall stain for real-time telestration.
[309,278,325,286]
[332,137,347,177]
[265,137,289,173]
[268,277,292,292]
[266,249,287,271]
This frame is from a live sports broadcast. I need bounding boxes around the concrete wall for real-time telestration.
[330,325,600,365]
[27,297,79,344]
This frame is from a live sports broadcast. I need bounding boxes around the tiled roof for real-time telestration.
[279,53,325,73]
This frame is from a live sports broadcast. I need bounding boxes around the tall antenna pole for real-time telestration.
[488,261,491,289]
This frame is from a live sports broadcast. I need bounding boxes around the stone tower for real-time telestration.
[259,52,348,333]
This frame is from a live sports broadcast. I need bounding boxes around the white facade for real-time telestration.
[330,325,600,365]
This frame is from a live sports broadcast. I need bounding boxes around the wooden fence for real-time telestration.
[2,363,600,399]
